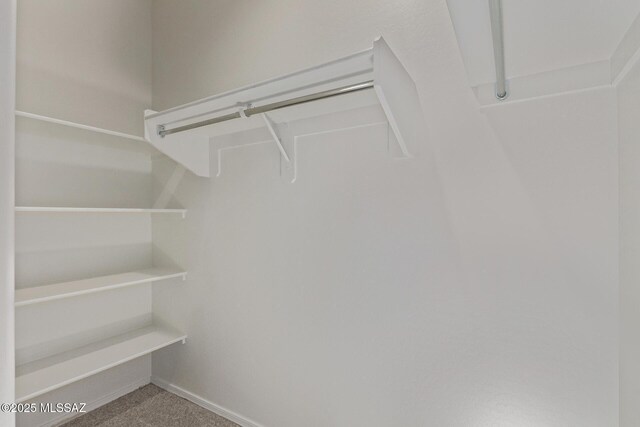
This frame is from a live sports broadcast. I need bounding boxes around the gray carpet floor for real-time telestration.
[59,384,240,427]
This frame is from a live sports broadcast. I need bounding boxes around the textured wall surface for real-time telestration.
[618,50,640,427]
[151,1,619,426]
[17,0,152,136]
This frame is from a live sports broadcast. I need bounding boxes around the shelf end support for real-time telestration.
[261,113,291,163]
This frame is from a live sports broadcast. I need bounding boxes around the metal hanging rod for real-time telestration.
[158,80,375,138]
[488,0,508,100]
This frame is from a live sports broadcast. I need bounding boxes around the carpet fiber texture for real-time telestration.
[59,384,240,427]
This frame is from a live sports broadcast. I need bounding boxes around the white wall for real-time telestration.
[617,44,640,427]
[151,1,619,426]
[0,0,17,426]
[17,0,152,136]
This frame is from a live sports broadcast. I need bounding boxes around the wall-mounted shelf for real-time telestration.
[16,111,147,143]
[16,268,186,307]
[144,37,426,179]
[16,325,186,402]
[15,206,187,217]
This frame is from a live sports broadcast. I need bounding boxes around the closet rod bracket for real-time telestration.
[144,37,428,178]
[238,104,251,119]
[261,113,291,163]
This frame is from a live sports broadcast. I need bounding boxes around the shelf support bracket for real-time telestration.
[261,113,291,163]
[153,164,186,210]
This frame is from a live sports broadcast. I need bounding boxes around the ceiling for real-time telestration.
[446,0,640,87]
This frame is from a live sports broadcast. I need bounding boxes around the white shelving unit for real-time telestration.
[16,326,186,402]
[144,37,426,180]
[14,105,188,407]
[16,268,186,307]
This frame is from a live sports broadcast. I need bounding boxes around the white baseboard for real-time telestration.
[46,377,150,427]
[151,376,264,427]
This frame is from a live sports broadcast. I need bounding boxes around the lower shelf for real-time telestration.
[16,326,186,402]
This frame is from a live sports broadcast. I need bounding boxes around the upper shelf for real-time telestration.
[144,37,427,178]
[16,111,147,143]
[15,206,187,217]
[15,111,162,156]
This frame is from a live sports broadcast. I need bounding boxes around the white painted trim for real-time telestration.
[151,376,265,427]
[45,378,150,427]
[15,111,147,143]
[0,0,16,426]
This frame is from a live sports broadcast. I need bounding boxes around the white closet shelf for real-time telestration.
[16,325,186,402]
[16,268,186,307]
[15,110,147,143]
[144,36,426,178]
[15,206,187,217]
